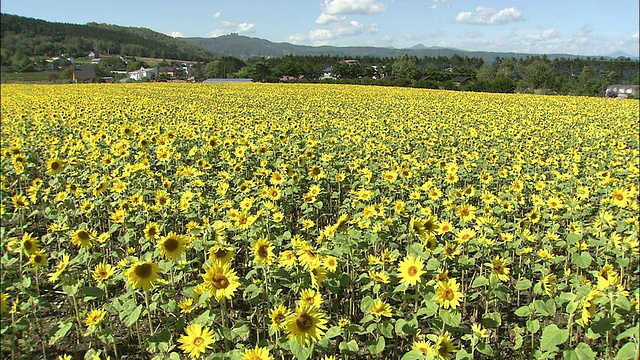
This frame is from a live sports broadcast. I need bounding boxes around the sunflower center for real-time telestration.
[311,167,321,176]
[34,255,43,263]
[193,337,204,346]
[461,209,469,216]
[78,231,90,241]
[211,273,229,289]
[274,314,286,324]
[163,238,179,252]
[51,162,60,170]
[257,245,269,258]
[408,266,418,276]
[134,263,152,278]
[443,288,455,301]
[295,314,314,331]
[24,240,33,250]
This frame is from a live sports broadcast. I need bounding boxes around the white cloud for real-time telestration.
[289,19,378,45]
[633,33,639,39]
[170,31,184,38]
[315,13,346,24]
[213,12,221,18]
[455,6,522,25]
[419,0,450,10]
[323,0,387,15]
[207,20,256,37]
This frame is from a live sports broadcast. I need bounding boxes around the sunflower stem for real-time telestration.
[221,298,230,352]
[144,291,154,336]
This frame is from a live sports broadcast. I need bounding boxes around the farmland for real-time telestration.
[1,83,638,360]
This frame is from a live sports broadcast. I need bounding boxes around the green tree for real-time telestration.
[391,55,419,80]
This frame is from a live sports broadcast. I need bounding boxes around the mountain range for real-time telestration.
[182,33,586,63]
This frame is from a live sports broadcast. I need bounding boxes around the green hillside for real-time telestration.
[1,13,219,71]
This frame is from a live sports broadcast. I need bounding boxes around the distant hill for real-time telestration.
[183,33,582,62]
[0,13,219,63]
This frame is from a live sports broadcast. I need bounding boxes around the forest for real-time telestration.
[2,13,638,96]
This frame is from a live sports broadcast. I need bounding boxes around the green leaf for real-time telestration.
[515,279,532,290]
[573,252,592,269]
[472,275,489,288]
[366,336,385,355]
[617,324,639,341]
[48,320,73,345]
[439,308,461,327]
[614,295,631,311]
[81,286,105,301]
[124,304,143,327]
[616,342,638,360]
[401,349,427,360]
[476,343,494,356]
[590,317,615,334]
[514,306,531,317]
[455,349,473,360]
[289,338,313,360]
[339,339,359,354]
[323,326,342,340]
[540,324,569,352]
[482,312,501,328]
[526,319,540,334]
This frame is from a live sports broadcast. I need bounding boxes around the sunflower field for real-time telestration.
[1,83,638,360]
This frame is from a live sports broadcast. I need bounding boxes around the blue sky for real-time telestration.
[2,0,638,57]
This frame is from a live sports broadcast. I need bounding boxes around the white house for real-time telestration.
[128,67,158,81]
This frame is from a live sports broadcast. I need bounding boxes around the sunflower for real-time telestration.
[278,250,297,269]
[297,245,321,270]
[143,222,161,240]
[370,299,392,318]
[369,270,390,284]
[92,263,115,283]
[300,288,323,307]
[201,261,241,301]
[597,262,619,290]
[157,232,188,260]
[269,304,292,333]
[241,345,273,360]
[253,237,275,264]
[20,233,39,255]
[412,340,435,356]
[46,157,65,175]
[310,265,327,288]
[124,260,161,291]
[308,164,325,180]
[435,278,463,310]
[179,298,195,313]
[472,323,489,339]
[409,217,427,239]
[209,244,235,264]
[434,331,457,359]
[85,309,106,326]
[488,255,510,282]
[442,242,460,260]
[155,189,171,208]
[610,188,629,207]
[178,323,216,359]
[323,255,338,272]
[581,287,600,326]
[11,194,29,210]
[72,228,96,248]
[28,250,48,268]
[1,293,9,316]
[456,204,476,223]
[285,303,328,347]
[47,253,70,283]
[397,255,425,287]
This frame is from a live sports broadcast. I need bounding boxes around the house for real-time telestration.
[320,66,334,79]
[88,51,99,58]
[606,85,639,98]
[340,59,360,66]
[128,67,158,81]
[90,58,102,64]
[72,65,96,83]
[452,76,470,86]
[158,66,178,77]
[280,75,304,81]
